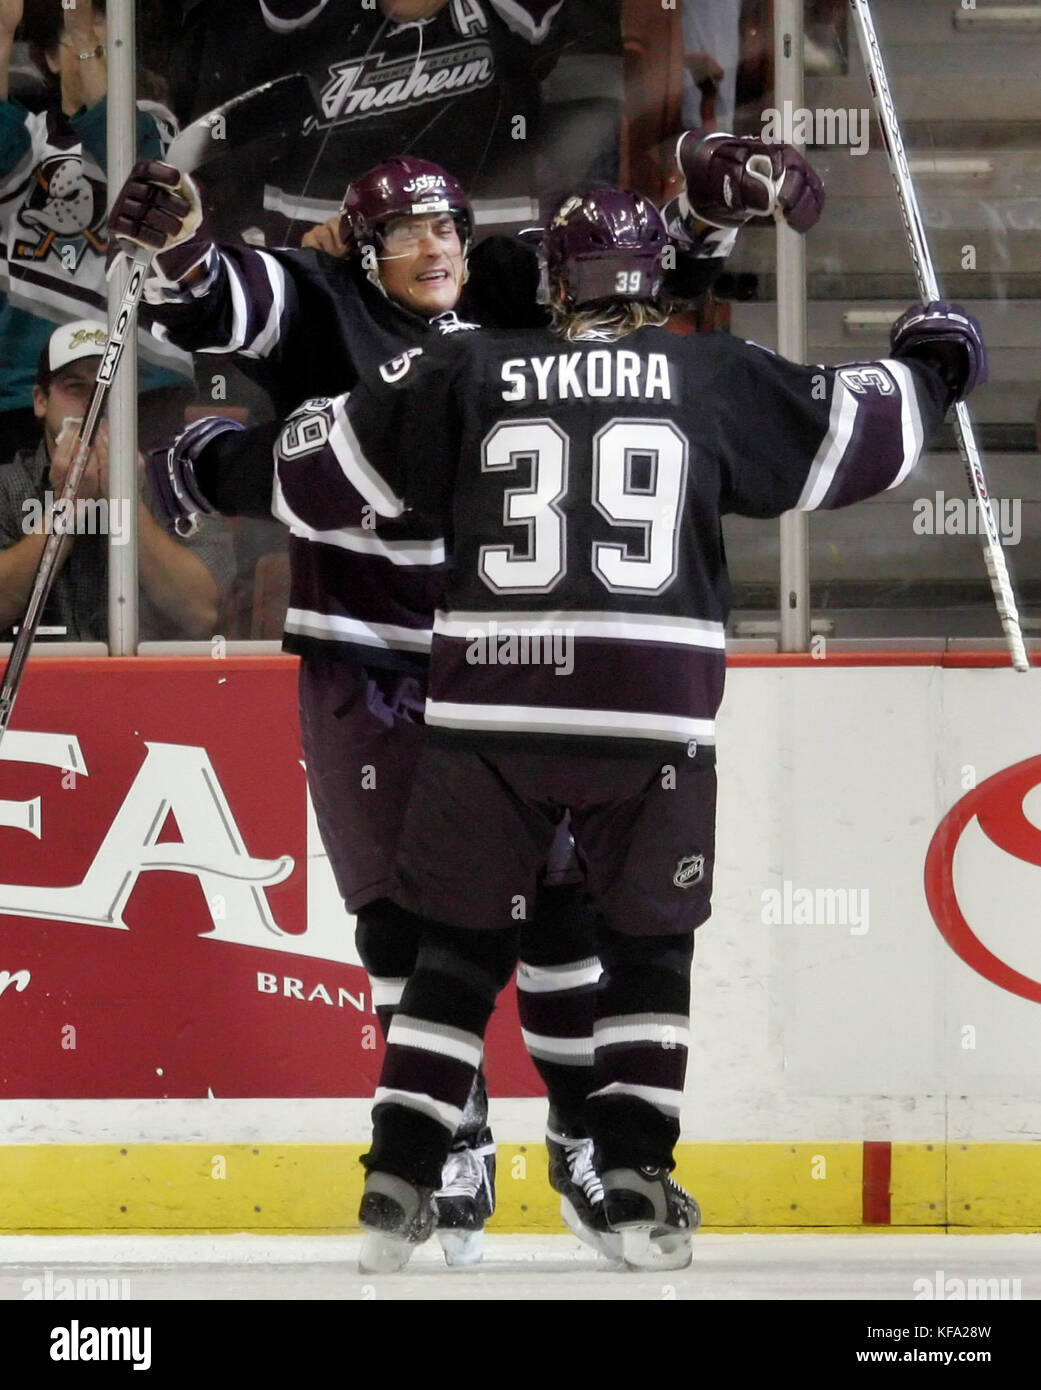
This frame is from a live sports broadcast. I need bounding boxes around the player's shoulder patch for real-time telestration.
[836,362,897,396]
[379,347,425,384]
[278,398,333,458]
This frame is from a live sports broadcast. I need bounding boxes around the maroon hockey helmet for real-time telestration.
[339,157,474,254]
[542,189,667,306]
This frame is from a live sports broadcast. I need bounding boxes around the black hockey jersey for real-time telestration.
[171,0,563,242]
[184,283,480,671]
[150,225,732,670]
[143,220,729,416]
[151,175,736,669]
[272,327,951,756]
[145,239,453,418]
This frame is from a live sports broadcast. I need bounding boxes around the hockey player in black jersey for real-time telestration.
[113,142,825,1265]
[245,188,985,1272]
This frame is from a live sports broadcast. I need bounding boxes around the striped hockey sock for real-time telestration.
[364,920,519,1189]
[354,898,424,1039]
[517,884,601,1133]
[585,929,695,1173]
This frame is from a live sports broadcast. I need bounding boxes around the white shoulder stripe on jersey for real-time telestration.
[328,395,405,518]
[488,0,563,43]
[881,357,926,491]
[284,608,433,652]
[273,473,446,564]
[425,701,715,743]
[207,248,287,358]
[290,525,446,566]
[224,252,251,354]
[250,252,287,360]
[435,610,725,649]
[796,374,859,511]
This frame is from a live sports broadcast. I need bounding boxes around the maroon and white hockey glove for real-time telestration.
[677,132,825,233]
[146,418,240,535]
[891,301,987,403]
[108,160,208,279]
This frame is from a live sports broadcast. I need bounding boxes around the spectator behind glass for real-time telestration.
[0,0,195,459]
[681,0,742,139]
[536,0,623,219]
[0,319,234,642]
[164,0,566,247]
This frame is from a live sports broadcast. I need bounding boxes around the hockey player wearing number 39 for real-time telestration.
[266,190,985,1273]
[111,138,825,1266]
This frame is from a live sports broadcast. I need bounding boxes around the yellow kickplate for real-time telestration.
[947,1143,1041,1227]
[0,1142,1037,1233]
[0,1142,857,1233]
[890,1142,947,1227]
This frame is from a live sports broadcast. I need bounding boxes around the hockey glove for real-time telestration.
[108,160,208,279]
[677,132,825,233]
[891,301,987,403]
[146,417,241,536]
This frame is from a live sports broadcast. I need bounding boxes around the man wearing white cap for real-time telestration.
[0,319,233,642]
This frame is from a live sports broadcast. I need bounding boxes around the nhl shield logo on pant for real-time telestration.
[673,854,705,889]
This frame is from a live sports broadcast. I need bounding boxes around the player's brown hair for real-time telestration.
[548,292,670,343]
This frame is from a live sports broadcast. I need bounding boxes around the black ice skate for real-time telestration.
[546,1119,622,1261]
[601,1165,701,1271]
[435,1126,495,1268]
[359,1171,437,1274]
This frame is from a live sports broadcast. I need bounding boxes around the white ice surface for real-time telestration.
[1,1233,1040,1300]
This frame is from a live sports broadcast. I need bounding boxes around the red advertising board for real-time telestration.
[0,657,542,1100]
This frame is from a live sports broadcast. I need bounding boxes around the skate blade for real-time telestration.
[619,1227,693,1272]
[359,1230,417,1275]
[437,1226,485,1267]
[560,1196,624,1262]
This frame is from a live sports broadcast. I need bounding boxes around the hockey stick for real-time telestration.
[0,74,314,749]
[849,0,1029,672]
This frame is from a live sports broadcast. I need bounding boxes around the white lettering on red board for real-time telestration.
[0,733,361,968]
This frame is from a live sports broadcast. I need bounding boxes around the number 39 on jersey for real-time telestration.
[478,417,688,597]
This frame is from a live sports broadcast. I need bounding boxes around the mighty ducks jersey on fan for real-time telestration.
[273,327,951,756]
[0,98,193,413]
